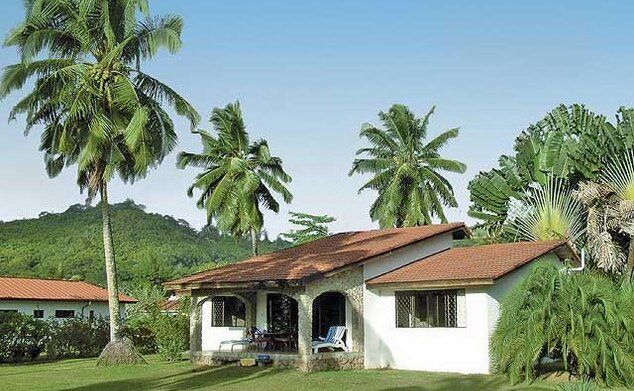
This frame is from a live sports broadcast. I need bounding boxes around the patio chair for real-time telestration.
[218,327,265,352]
[311,325,347,353]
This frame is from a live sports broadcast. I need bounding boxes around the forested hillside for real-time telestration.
[0,200,289,287]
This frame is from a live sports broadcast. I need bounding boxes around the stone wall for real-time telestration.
[290,266,365,355]
[303,352,364,371]
[191,351,364,371]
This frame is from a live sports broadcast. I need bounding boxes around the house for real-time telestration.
[0,276,136,320]
[164,223,577,373]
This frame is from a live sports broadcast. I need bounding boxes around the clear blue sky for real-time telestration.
[1,0,634,236]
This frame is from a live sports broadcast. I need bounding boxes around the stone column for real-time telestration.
[347,285,364,353]
[295,292,314,370]
[189,295,203,354]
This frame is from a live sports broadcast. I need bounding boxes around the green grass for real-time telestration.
[0,355,603,391]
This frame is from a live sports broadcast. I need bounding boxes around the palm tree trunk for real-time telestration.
[251,228,259,256]
[100,181,122,342]
[96,181,146,366]
[627,237,634,283]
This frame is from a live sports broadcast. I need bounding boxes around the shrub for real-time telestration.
[47,316,109,359]
[152,311,189,361]
[491,263,634,387]
[0,312,49,362]
[124,316,158,355]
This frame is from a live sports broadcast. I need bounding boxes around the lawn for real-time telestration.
[0,356,597,391]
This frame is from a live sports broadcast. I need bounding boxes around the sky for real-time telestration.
[1,0,634,237]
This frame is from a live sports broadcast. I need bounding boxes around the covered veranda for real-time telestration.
[183,278,363,370]
[180,269,365,371]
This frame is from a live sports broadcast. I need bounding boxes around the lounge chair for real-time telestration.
[218,327,265,352]
[311,325,347,353]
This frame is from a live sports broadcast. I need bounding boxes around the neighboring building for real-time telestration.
[0,276,136,320]
[165,223,577,374]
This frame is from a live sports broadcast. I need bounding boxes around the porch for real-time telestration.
[187,268,365,371]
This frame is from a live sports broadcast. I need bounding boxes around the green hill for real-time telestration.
[0,200,289,288]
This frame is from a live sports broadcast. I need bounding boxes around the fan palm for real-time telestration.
[575,150,634,275]
[509,177,586,249]
[1,0,199,364]
[177,102,292,256]
[349,104,466,227]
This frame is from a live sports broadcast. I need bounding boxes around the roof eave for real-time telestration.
[367,278,494,289]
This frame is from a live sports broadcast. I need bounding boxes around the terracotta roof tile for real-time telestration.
[0,276,137,303]
[166,223,466,288]
[367,240,574,286]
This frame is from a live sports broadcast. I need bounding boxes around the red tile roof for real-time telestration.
[0,276,137,303]
[367,240,576,286]
[166,223,467,289]
[160,299,181,312]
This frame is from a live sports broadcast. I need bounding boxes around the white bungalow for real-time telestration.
[165,223,577,373]
[0,276,136,320]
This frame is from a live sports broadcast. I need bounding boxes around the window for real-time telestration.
[0,310,18,315]
[211,296,245,327]
[33,310,44,319]
[55,310,75,319]
[89,310,95,320]
[396,290,466,328]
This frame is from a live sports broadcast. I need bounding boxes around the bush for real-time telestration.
[47,316,109,359]
[491,263,634,387]
[152,311,189,361]
[0,312,49,362]
[124,316,158,355]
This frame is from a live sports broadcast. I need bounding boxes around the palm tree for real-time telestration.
[575,150,634,276]
[349,104,466,227]
[1,0,199,364]
[508,177,586,249]
[178,102,292,255]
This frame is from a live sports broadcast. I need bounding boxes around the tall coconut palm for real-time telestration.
[576,150,634,276]
[1,0,199,364]
[177,102,292,255]
[349,104,466,227]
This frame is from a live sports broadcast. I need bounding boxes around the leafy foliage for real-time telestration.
[1,0,200,198]
[178,101,292,254]
[469,104,634,235]
[0,312,111,362]
[47,316,110,359]
[575,150,634,274]
[491,263,634,387]
[125,284,189,361]
[350,104,466,227]
[0,200,289,286]
[280,211,336,245]
[508,177,586,248]
[0,312,49,362]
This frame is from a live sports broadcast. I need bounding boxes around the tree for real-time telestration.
[575,150,634,276]
[178,101,292,256]
[469,104,634,236]
[1,0,199,364]
[507,177,586,249]
[349,104,466,227]
[280,211,336,245]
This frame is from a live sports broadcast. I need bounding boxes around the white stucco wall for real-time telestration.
[199,298,247,352]
[0,300,125,319]
[363,252,562,374]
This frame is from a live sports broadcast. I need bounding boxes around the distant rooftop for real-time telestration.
[0,276,136,303]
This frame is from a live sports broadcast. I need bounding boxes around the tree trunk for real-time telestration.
[251,228,259,256]
[627,237,634,283]
[101,182,122,341]
[96,181,146,366]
